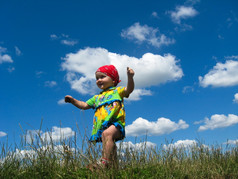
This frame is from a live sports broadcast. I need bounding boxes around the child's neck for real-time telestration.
[102,86,115,91]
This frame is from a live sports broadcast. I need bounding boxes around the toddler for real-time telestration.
[65,65,134,169]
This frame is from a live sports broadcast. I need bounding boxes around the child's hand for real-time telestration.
[65,95,74,103]
[127,67,135,77]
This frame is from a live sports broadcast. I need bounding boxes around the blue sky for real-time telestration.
[1,0,238,150]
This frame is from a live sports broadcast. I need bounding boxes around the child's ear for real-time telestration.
[113,81,116,86]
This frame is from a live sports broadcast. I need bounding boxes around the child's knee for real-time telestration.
[102,129,112,141]
[102,125,119,141]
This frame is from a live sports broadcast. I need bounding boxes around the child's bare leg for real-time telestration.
[102,125,121,165]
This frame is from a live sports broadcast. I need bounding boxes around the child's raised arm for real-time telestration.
[65,95,91,110]
[125,67,135,97]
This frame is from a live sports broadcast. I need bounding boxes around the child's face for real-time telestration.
[95,72,115,90]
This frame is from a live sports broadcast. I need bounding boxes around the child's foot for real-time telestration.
[86,158,110,171]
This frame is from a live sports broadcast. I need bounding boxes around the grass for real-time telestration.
[1,126,238,178]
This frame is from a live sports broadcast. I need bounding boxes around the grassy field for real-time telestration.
[1,128,238,178]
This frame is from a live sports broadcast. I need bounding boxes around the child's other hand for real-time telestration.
[127,67,134,77]
[65,95,74,103]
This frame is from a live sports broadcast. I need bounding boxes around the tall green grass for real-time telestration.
[0,126,238,178]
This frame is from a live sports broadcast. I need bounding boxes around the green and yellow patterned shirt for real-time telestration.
[86,87,127,142]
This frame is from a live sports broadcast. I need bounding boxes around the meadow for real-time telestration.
[1,126,238,179]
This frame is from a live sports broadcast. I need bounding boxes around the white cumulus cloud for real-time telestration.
[1,145,76,164]
[198,114,238,131]
[121,22,175,48]
[61,47,183,97]
[233,93,238,103]
[0,46,13,64]
[0,131,7,137]
[199,60,238,87]
[58,99,66,105]
[126,89,152,101]
[117,141,157,151]
[125,117,189,136]
[224,139,238,145]
[163,139,197,149]
[163,139,209,151]
[42,126,75,142]
[26,127,75,143]
[169,6,198,24]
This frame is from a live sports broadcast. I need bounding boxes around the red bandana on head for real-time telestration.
[96,65,121,86]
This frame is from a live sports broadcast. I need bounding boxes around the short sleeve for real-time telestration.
[86,95,96,109]
[116,87,128,98]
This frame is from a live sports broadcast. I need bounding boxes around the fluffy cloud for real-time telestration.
[42,126,75,142]
[58,99,66,105]
[0,131,7,137]
[0,46,13,64]
[169,6,198,24]
[126,89,152,101]
[233,93,238,103]
[163,139,209,151]
[26,127,75,143]
[163,139,197,149]
[121,23,175,48]
[198,114,238,131]
[61,47,183,96]
[125,117,189,136]
[1,145,76,163]
[199,60,238,87]
[224,139,238,145]
[117,141,157,151]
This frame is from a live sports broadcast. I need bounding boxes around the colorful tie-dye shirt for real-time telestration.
[86,87,127,142]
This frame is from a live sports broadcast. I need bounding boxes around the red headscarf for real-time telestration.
[96,65,121,86]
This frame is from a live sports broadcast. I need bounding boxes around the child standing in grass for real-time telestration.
[65,65,134,169]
